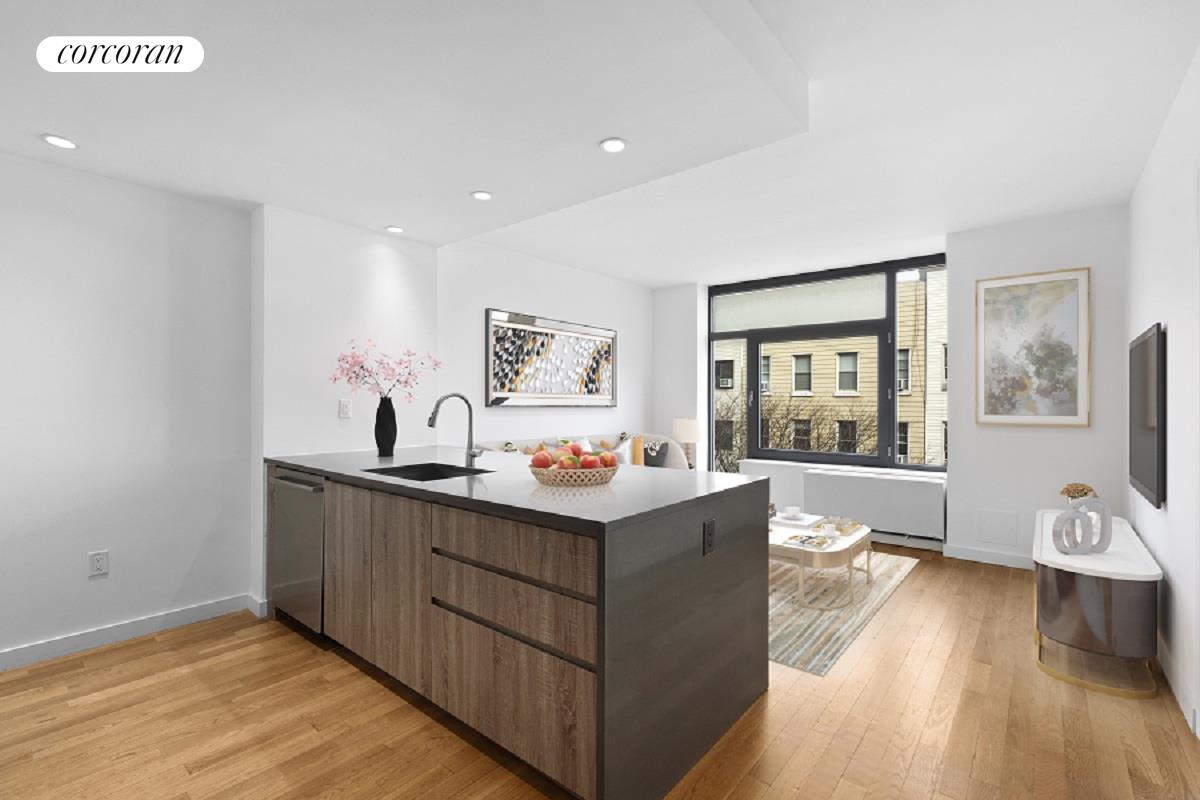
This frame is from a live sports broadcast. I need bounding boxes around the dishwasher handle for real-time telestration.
[270,475,324,493]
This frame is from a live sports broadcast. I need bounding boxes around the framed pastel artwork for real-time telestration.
[976,267,1090,426]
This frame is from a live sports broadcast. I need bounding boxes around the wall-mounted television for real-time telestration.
[1129,323,1166,508]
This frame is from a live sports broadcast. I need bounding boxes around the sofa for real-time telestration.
[479,431,691,469]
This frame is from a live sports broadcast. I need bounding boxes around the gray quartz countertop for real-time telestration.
[266,445,764,536]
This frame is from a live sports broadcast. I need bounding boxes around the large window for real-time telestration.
[709,255,946,471]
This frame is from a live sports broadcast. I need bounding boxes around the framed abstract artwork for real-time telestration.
[485,308,616,407]
[975,267,1090,426]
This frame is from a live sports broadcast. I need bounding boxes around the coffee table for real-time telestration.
[769,518,873,610]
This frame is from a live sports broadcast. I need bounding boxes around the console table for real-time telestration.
[1033,509,1162,697]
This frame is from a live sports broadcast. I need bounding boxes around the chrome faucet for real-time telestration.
[427,393,484,466]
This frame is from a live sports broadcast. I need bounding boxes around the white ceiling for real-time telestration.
[0,0,802,244]
[4,1,1199,287]
[481,0,1200,286]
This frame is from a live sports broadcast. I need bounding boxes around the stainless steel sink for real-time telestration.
[364,462,492,481]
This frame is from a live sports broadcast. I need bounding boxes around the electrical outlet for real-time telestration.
[337,398,353,419]
[702,519,716,556]
[88,550,109,578]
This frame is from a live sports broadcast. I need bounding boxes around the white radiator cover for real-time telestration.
[740,460,946,541]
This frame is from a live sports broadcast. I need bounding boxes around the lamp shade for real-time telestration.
[672,418,700,444]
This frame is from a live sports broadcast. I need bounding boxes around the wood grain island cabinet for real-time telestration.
[268,447,768,800]
[322,482,431,694]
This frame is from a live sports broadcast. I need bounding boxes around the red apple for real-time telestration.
[568,441,584,457]
[597,451,617,468]
[580,454,601,469]
[557,455,580,469]
[530,451,553,469]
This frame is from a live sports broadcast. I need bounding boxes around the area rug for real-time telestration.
[768,551,919,676]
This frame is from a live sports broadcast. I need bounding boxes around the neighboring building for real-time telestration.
[923,267,949,465]
[712,266,947,470]
[896,272,927,463]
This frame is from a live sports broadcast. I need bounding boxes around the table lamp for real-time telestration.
[672,418,700,469]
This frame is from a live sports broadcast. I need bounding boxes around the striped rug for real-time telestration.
[768,551,919,676]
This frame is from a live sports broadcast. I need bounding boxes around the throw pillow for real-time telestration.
[643,439,669,467]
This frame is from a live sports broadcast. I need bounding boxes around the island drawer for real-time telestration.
[432,554,597,666]
[431,605,597,800]
[431,506,597,600]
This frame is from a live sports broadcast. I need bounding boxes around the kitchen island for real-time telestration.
[265,446,768,800]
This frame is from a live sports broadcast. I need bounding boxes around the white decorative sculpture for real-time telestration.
[1052,496,1113,555]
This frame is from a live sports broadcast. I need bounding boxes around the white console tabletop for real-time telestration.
[1033,509,1162,582]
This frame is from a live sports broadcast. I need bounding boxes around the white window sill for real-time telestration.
[791,390,813,397]
[834,390,861,397]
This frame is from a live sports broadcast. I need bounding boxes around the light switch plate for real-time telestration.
[337,398,353,419]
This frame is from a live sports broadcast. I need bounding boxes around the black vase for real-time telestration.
[375,396,397,457]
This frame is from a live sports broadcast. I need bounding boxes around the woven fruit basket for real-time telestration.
[530,465,619,487]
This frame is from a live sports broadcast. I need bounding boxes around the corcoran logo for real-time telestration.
[36,36,204,72]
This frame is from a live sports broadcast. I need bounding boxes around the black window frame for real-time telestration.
[708,253,947,471]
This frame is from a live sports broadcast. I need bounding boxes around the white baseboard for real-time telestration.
[943,542,1034,570]
[247,594,269,618]
[0,594,260,673]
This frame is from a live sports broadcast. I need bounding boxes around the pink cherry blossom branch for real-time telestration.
[330,340,440,400]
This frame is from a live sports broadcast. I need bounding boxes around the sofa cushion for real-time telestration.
[643,438,670,467]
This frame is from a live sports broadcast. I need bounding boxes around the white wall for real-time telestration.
[650,284,708,466]
[944,204,1130,569]
[250,205,438,599]
[0,153,252,659]
[1127,46,1200,731]
[435,240,652,445]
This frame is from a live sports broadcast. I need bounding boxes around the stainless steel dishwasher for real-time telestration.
[267,468,325,633]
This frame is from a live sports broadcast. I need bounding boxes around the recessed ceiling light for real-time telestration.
[385,225,405,234]
[41,133,77,150]
[599,137,627,153]
[470,190,493,201]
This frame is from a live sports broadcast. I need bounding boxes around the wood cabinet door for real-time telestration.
[431,607,596,799]
[371,492,432,695]
[323,481,373,659]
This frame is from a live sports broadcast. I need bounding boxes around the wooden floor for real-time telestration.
[4,548,1200,800]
